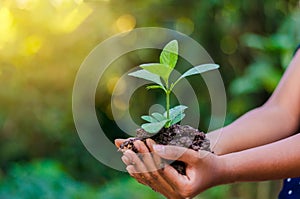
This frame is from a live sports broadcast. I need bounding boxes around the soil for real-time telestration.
[119,124,211,175]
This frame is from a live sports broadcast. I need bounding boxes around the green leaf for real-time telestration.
[128,69,164,87]
[146,85,164,90]
[141,120,169,134]
[170,113,186,125]
[179,64,219,80]
[151,112,167,122]
[171,64,219,89]
[141,115,157,123]
[140,63,172,83]
[160,40,178,69]
[164,105,188,119]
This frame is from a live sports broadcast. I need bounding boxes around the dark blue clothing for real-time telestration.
[279,178,300,199]
[278,44,300,199]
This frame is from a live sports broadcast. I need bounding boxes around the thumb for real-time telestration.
[114,139,126,148]
[153,145,198,163]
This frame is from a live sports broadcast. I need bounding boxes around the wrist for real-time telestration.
[207,131,227,155]
[217,154,237,185]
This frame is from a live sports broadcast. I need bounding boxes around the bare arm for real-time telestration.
[115,49,300,198]
[208,50,300,155]
[133,133,300,198]
[223,133,300,182]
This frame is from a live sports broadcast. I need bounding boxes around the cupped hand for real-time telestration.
[115,138,183,198]
[114,138,228,199]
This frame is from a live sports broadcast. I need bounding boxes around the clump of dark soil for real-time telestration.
[119,124,211,175]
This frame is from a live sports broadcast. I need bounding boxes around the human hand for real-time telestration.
[115,138,229,199]
[115,138,183,198]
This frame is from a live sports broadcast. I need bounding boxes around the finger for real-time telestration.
[115,138,136,148]
[123,150,149,173]
[127,142,180,198]
[114,139,126,148]
[134,140,158,172]
[126,165,145,182]
[146,139,162,169]
[162,164,191,191]
[126,165,139,179]
[134,140,165,186]
[126,165,147,185]
[126,165,137,176]
[153,145,198,163]
[134,141,188,198]
[128,166,178,199]
[121,155,131,166]
[128,163,182,198]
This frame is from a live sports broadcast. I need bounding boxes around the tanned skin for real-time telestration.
[115,50,300,199]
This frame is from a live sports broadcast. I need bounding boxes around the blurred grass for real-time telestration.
[0,0,299,198]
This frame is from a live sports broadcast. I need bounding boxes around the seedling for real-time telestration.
[128,40,219,133]
[120,40,218,175]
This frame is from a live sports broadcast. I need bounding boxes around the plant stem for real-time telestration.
[166,90,170,120]
[165,78,171,120]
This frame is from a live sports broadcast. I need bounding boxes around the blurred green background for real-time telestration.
[0,0,300,198]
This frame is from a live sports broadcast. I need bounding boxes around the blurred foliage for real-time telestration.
[0,159,163,199]
[229,10,300,118]
[0,0,299,198]
[0,159,231,199]
[0,160,101,199]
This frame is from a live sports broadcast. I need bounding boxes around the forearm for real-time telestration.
[207,104,298,155]
[208,50,300,155]
[221,133,300,183]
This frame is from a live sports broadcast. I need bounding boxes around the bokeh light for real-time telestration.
[174,17,194,35]
[0,0,299,198]
[115,14,136,33]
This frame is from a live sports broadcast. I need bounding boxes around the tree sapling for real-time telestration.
[119,40,219,174]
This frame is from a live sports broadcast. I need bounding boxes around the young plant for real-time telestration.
[129,40,219,133]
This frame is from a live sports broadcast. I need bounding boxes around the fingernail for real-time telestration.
[153,144,165,154]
